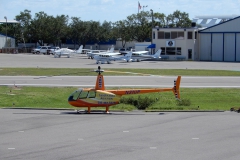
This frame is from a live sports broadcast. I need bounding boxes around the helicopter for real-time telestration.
[68,66,181,113]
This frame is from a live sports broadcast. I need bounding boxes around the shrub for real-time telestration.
[120,95,158,110]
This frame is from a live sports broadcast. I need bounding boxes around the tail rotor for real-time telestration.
[173,76,181,99]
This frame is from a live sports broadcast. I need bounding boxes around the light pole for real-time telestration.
[4,16,7,47]
[150,9,153,54]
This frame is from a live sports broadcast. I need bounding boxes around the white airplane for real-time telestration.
[53,45,83,58]
[112,51,133,62]
[93,52,120,64]
[94,51,133,64]
[131,49,162,62]
[87,45,115,59]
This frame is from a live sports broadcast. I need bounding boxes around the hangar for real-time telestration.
[198,16,240,62]
[151,15,240,62]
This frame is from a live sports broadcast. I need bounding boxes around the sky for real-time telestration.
[0,0,240,23]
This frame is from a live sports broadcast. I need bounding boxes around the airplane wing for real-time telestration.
[132,51,149,54]
[102,52,120,56]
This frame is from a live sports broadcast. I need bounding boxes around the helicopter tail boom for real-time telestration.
[172,76,181,99]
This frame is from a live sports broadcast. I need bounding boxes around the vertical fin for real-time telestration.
[109,45,114,52]
[95,66,105,90]
[76,45,83,54]
[172,76,181,99]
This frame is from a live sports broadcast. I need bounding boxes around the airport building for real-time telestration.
[152,26,198,61]
[198,16,240,62]
[151,15,240,62]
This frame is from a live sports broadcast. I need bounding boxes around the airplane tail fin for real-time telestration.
[153,49,162,58]
[125,51,132,57]
[124,51,132,62]
[109,45,114,52]
[76,45,83,54]
[172,76,181,99]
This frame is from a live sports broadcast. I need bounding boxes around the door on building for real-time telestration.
[188,49,192,59]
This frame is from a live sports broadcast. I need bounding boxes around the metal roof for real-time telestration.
[198,16,240,32]
[192,15,240,28]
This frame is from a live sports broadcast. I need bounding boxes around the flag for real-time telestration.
[138,2,141,10]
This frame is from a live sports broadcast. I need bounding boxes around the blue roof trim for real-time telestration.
[147,44,156,48]
[0,33,14,38]
[199,16,240,33]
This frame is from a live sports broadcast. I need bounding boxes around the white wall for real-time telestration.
[0,35,15,48]
[135,42,151,51]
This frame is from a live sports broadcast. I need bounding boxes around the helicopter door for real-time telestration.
[88,91,96,98]
[78,90,88,99]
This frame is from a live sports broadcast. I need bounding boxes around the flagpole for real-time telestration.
[138,1,139,14]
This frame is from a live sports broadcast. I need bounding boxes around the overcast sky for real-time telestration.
[0,0,240,23]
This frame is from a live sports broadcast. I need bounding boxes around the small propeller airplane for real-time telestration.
[53,45,83,58]
[93,51,132,64]
[131,49,162,62]
[68,66,181,113]
[86,45,115,59]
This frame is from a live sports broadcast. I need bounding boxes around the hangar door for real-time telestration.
[200,34,211,61]
[237,33,240,62]
[212,34,223,61]
[224,33,235,62]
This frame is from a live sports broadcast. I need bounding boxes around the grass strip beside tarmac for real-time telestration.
[0,86,239,111]
[1,68,240,76]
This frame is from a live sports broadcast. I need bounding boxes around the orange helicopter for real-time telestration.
[68,66,181,113]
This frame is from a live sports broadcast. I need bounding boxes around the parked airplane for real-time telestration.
[53,45,83,58]
[112,51,133,62]
[93,52,122,64]
[87,45,115,59]
[131,49,162,62]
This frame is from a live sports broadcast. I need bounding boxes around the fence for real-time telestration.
[0,47,32,54]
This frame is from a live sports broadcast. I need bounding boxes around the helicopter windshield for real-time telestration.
[68,88,96,101]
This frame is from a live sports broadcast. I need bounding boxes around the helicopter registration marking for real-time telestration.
[98,101,117,104]
[98,76,102,88]
[125,90,140,94]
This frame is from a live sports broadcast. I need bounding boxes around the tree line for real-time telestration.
[0,9,192,48]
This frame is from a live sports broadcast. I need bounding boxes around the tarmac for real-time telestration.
[0,53,240,160]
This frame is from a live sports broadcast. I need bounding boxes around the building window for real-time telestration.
[161,47,165,55]
[165,32,171,39]
[171,32,177,39]
[166,47,176,55]
[188,32,193,39]
[177,47,181,55]
[195,31,197,39]
[153,31,155,39]
[158,31,164,39]
[177,32,184,39]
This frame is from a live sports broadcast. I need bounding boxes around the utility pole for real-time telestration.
[150,9,153,54]
[4,16,7,48]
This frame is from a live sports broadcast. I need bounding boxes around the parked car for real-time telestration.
[47,46,60,55]
[32,46,51,54]
[32,46,60,55]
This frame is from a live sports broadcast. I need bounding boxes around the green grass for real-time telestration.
[1,68,240,76]
[1,86,239,111]
[0,67,239,111]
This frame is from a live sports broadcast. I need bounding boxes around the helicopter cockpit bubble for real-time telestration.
[68,88,96,101]
[68,88,83,101]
